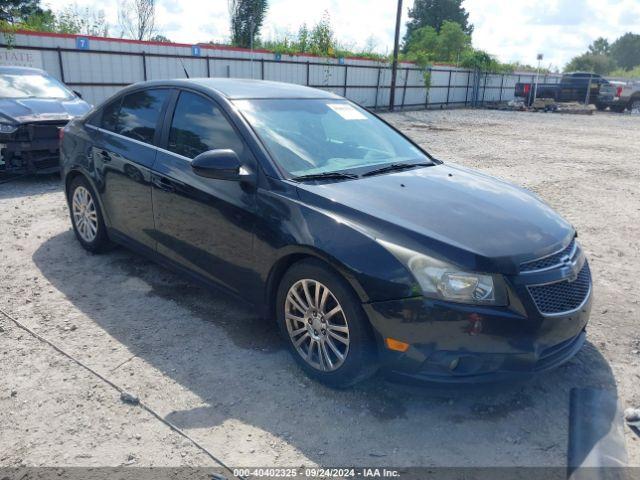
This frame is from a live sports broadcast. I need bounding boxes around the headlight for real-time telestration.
[0,122,17,134]
[379,239,505,305]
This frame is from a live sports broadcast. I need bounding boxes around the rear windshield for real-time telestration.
[0,72,74,100]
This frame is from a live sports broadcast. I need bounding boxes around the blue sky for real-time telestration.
[43,0,640,70]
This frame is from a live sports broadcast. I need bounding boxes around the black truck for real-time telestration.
[515,72,610,105]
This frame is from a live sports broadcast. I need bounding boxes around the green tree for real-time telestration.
[0,0,45,24]
[150,34,170,42]
[609,65,640,79]
[564,52,616,75]
[435,20,470,63]
[588,37,610,56]
[405,21,470,65]
[459,49,506,72]
[403,0,472,49]
[405,25,438,65]
[229,0,268,48]
[297,23,309,52]
[610,33,640,70]
[309,10,335,56]
[56,4,108,36]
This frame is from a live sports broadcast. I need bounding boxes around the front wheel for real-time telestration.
[276,259,378,388]
[630,99,640,114]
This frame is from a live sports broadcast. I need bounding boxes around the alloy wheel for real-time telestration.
[285,279,350,372]
[72,186,98,243]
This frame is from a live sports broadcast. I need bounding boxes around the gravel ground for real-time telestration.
[1,108,638,469]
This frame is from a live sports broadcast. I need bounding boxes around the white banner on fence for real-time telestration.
[0,48,43,68]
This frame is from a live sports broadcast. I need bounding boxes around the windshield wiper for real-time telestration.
[291,171,359,182]
[362,162,433,177]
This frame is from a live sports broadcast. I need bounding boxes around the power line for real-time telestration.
[0,305,243,480]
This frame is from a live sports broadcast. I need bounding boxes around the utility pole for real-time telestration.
[584,73,593,105]
[532,53,543,104]
[389,0,403,111]
[250,19,256,79]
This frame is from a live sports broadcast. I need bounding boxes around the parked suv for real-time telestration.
[597,80,640,113]
[0,66,90,174]
[60,79,592,387]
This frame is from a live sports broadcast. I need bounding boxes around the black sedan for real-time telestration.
[0,66,90,174]
[60,79,592,387]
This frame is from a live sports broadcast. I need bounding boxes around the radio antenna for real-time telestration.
[179,57,190,78]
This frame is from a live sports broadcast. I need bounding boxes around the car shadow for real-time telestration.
[0,173,61,200]
[32,231,619,467]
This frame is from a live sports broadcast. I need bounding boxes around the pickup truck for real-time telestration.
[515,72,610,105]
[597,80,640,113]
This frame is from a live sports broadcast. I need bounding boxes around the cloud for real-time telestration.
[529,0,592,26]
[619,9,640,25]
[40,0,637,70]
[157,0,182,15]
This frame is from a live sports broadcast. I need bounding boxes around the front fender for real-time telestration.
[60,123,112,228]
[254,185,418,305]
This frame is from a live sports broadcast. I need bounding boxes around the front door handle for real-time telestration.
[154,175,176,193]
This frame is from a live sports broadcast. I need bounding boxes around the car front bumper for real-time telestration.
[0,123,66,174]
[597,96,627,108]
[363,277,592,383]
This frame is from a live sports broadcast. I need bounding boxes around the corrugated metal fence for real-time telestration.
[1,31,561,109]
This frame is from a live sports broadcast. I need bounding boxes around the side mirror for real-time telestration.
[73,90,83,99]
[192,149,242,181]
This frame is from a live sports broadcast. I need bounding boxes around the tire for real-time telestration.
[276,258,378,388]
[611,105,626,113]
[595,103,607,111]
[630,99,640,115]
[67,176,113,253]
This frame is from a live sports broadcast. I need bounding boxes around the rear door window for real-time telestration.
[98,89,169,144]
[100,98,122,132]
[168,91,245,159]
[117,89,169,144]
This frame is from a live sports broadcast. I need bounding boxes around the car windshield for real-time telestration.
[0,72,75,100]
[234,98,431,178]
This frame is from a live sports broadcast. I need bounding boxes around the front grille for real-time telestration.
[520,239,576,272]
[28,122,67,140]
[528,262,591,315]
[13,122,67,142]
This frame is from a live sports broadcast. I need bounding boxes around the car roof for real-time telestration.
[132,78,343,100]
[0,66,47,75]
[565,71,602,76]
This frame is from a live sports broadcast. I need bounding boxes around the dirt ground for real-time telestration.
[1,109,639,469]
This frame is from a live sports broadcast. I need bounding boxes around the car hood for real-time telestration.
[0,97,91,123]
[294,163,574,273]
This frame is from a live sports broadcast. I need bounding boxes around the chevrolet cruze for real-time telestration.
[60,79,592,387]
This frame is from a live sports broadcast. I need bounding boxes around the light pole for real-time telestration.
[532,53,543,104]
[389,0,403,111]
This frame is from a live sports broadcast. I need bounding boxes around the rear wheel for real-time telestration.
[276,259,378,388]
[68,176,112,253]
